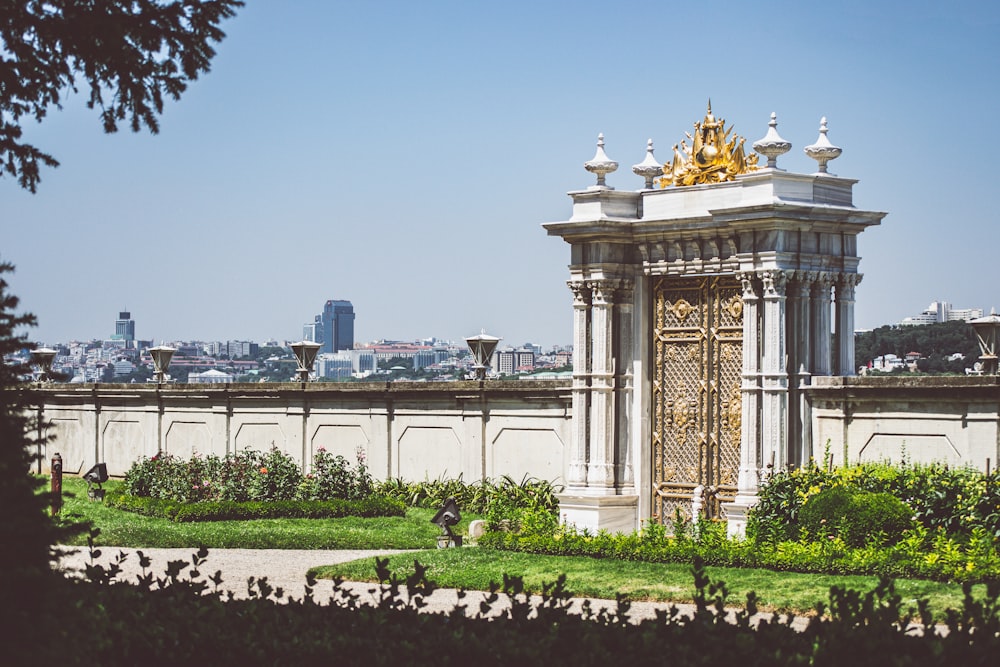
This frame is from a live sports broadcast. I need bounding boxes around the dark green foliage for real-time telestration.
[799,488,914,547]
[0,263,78,588]
[0,0,243,192]
[798,486,853,538]
[104,490,405,522]
[13,550,1000,666]
[854,320,979,373]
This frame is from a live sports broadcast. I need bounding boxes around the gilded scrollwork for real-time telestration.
[724,294,744,321]
[667,297,697,323]
[653,276,743,524]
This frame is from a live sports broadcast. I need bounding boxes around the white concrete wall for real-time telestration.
[807,376,1000,471]
[34,381,572,484]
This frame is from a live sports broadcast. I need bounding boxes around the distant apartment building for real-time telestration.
[316,352,353,380]
[227,341,259,358]
[205,341,260,358]
[366,342,434,370]
[492,347,536,376]
[901,301,984,326]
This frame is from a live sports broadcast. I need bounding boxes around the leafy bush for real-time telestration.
[375,474,562,518]
[799,487,914,547]
[122,447,374,504]
[747,461,999,544]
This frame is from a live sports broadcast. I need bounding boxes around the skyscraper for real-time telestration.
[113,310,135,347]
[321,300,355,353]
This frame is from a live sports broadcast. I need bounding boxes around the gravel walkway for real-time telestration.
[55,545,812,628]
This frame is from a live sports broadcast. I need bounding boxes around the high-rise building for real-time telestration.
[113,310,135,347]
[321,300,355,353]
[303,315,323,344]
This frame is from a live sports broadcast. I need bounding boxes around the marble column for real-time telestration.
[810,273,833,376]
[760,269,788,471]
[614,278,635,493]
[786,274,812,468]
[735,272,761,502]
[787,273,812,376]
[834,274,861,376]
[586,279,617,491]
[567,281,591,489]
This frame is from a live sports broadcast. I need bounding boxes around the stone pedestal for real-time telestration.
[558,494,639,534]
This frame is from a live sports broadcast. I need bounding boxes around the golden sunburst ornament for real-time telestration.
[659,101,758,188]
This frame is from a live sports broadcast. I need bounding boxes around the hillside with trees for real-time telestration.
[854,320,980,374]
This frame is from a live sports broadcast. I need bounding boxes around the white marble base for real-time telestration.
[722,500,755,539]
[558,493,639,534]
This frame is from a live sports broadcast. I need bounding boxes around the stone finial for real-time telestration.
[631,138,663,189]
[804,117,842,174]
[752,112,792,169]
[584,133,618,190]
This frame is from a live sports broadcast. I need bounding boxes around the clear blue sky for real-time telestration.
[4,0,998,348]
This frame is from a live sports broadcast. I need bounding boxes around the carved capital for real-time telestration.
[835,273,862,300]
[737,271,759,300]
[567,280,592,307]
[811,272,835,295]
[761,270,787,298]
[587,278,631,305]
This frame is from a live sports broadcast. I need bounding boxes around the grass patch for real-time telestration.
[312,547,989,620]
[55,477,467,550]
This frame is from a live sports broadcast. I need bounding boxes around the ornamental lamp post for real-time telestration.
[149,345,176,384]
[31,347,58,473]
[290,340,321,382]
[30,347,57,383]
[465,330,501,381]
[970,311,1000,375]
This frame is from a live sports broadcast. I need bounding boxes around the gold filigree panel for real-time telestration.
[652,276,742,523]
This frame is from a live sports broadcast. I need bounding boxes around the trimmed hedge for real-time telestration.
[799,487,914,547]
[105,490,405,522]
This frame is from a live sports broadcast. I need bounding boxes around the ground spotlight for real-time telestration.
[83,462,109,501]
[430,496,462,548]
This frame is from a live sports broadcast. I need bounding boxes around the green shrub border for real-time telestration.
[104,490,405,522]
[480,516,1000,583]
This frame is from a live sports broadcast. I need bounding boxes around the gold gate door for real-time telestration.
[652,275,743,523]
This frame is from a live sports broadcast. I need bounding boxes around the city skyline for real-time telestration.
[5,2,1000,348]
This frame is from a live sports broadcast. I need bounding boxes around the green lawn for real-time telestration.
[313,548,989,620]
[54,476,986,619]
[55,477,462,550]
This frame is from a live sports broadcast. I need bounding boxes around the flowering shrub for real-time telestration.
[299,447,374,502]
[122,447,374,503]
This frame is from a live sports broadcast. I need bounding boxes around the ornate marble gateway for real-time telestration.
[545,105,885,535]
